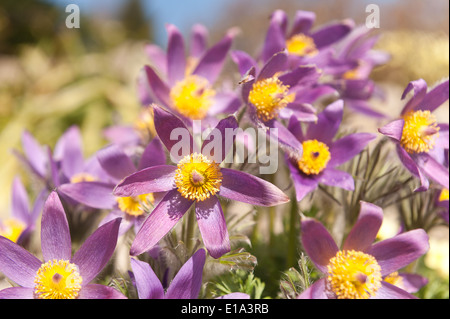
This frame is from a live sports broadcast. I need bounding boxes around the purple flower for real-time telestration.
[141,24,240,125]
[232,49,330,155]
[286,99,376,201]
[113,105,289,258]
[260,9,353,67]
[130,248,249,299]
[378,79,449,191]
[298,201,430,299]
[0,177,45,245]
[0,192,125,299]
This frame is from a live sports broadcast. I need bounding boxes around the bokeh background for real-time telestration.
[1,0,449,296]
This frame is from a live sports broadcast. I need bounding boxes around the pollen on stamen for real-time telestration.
[248,76,295,122]
[327,250,382,299]
[297,139,331,175]
[174,153,222,202]
[286,34,319,57]
[34,259,83,299]
[400,110,440,154]
[116,194,154,217]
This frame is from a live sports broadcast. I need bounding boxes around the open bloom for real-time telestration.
[141,24,240,125]
[0,192,125,299]
[378,78,449,191]
[114,105,289,258]
[0,177,45,245]
[298,201,430,299]
[286,99,376,201]
[130,249,249,299]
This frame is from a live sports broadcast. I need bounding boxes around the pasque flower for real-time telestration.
[0,192,125,299]
[130,248,249,299]
[286,99,376,201]
[378,78,449,191]
[114,105,289,258]
[0,177,45,244]
[298,201,430,299]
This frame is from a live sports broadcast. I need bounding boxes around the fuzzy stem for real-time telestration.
[286,196,298,268]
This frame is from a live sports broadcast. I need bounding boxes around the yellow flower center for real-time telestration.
[116,194,154,217]
[400,110,440,154]
[170,75,216,120]
[248,76,295,122]
[439,188,449,202]
[297,139,331,175]
[327,250,382,299]
[0,218,26,243]
[383,271,403,287]
[134,107,156,141]
[174,153,222,202]
[70,173,97,184]
[286,34,318,57]
[34,259,83,299]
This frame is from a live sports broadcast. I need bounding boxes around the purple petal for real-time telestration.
[266,119,303,159]
[328,133,376,167]
[282,103,317,122]
[58,181,116,209]
[138,138,167,170]
[78,284,127,299]
[201,115,238,163]
[262,10,287,63]
[290,10,316,36]
[371,281,418,299]
[196,196,230,259]
[130,189,193,256]
[11,177,30,223]
[257,50,288,81]
[378,119,405,141]
[193,31,234,84]
[287,159,319,202]
[342,201,383,252]
[230,50,258,77]
[130,258,164,299]
[278,65,320,87]
[297,279,330,299]
[58,126,84,179]
[219,168,290,207]
[301,217,339,273]
[416,79,449,113]
[97,144,137,181]
[165,249,206,299]
[0,236,42,288]
[143,65,172,107]
[395,146,430,191]
[368,229,429,276]
[71,218,121,284]
[316,168,354,191]
[144,44,167,75]
[152,105,194,155]
[113,165,177,197]
[345,99,387,119]
[400,79,428,116]
[287,116,305,142]
[0,287,35,299]
[415,153,449,189]
[166,24,186,86]
[311,20,354,49]
[306,99,343,144]
[41,192,72,262]
[190,24,209,58]
[397,273,428,293]
[21,130,47,178]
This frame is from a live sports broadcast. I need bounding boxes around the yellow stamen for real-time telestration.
[383,271,403,287]
[170,75,215,120]
[439,188,449,202]
[70,173,97,184]
[116,194,154,217]
[286,34,318,57]
[400,110,439,154]
[34,259,82,299]
[248,76,295,122]
[0,218,26,243]
[174,153,222,202]
[134,107,156,141]
[297,139,331,175]
[327,250,382,299]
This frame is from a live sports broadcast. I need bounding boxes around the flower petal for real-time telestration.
[416,79,449,113]
[300,217,339,273]
[287,159,319,202]
[371,281,418,299]
[57,126,84,179]
[113,165,177,197]
[71,218,121,284]
[41,192,72,262]
[219,168,289,207]
[400,78,428,115]
[21,130,47,178]
[97,144,137,181]
[130,189,193,256]
[0,287,35,299]
[306,99,343,144]
[230,50,258,77]
[316,168,354,191]
[11,177,30,223]
[342,201,383,252]
[297,278,330,299]
[311,20,353,49]
[196,197,230,259]
[143,65,172,108]
[201,115,238,163]
[378,119,405,141]
[78,284,127,299]
[290,10,316,36]
[58,181,116,209]
[261,10,287,63]
[165,249,206,299]
[368,229,429,276]
[138,138,167,170]
[328,133,376,167]
[130,258,164,299]
[166,24,186,86]
[257,50,288,81]
[0,236,42,288]
[415,153,450,189]
[397,273,428,293]
[190,24,209,58]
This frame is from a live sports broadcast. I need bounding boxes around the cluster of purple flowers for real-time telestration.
[0,9,448,300]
